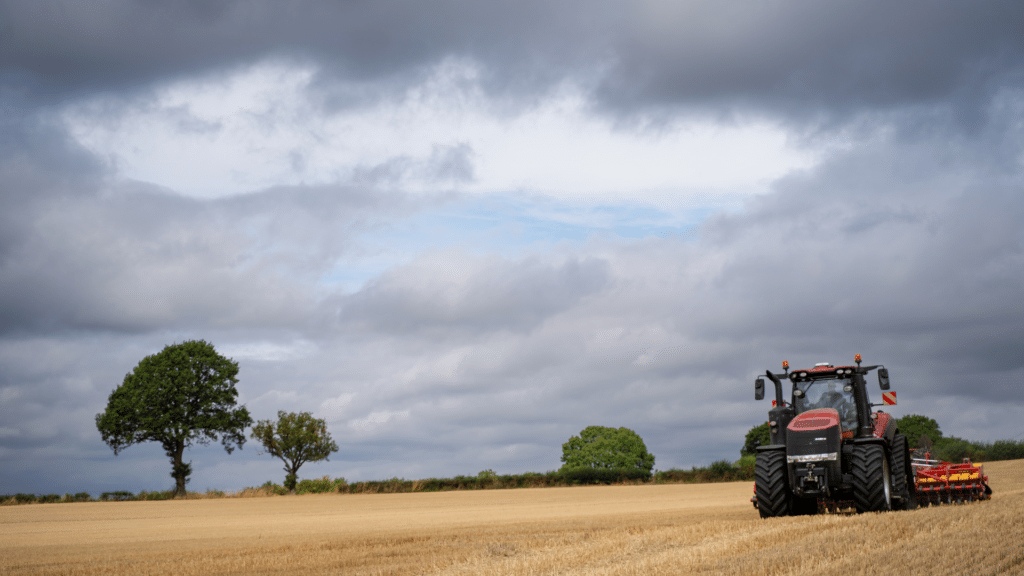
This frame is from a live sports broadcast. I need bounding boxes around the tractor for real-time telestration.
[751,354,916,516]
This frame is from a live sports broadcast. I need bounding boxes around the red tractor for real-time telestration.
[751,355,916,516]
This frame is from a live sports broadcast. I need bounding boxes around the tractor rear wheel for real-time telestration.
[889,434,917,510]
[852,444,892,513]
[755,449,790,518]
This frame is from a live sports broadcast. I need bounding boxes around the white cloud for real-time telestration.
[349,409,411,431]
[220,341,317,362]
[434,350,467,379]
[321,393,355,411]
[60,59,817,204]
[251,389,300,408]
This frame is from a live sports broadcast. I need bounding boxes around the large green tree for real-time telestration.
[95,340,253,497]
[896,414,942,449]
[559,426,655,476]
[741,421,771,456]
[252,411,339,492]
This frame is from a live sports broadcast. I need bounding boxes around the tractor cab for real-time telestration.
[791,366,861,436]
[793,378,858,433]
[756,356,891,442]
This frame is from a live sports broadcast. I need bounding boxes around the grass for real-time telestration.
[1,459,1020,575]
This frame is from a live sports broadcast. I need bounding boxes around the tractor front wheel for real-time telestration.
[754,449,790,518]
[852,444,892,513]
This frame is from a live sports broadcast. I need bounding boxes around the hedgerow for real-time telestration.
[931,437,1024,463]
[295,476,348,494]
[655,459,754,483]
[5,440,1020,506]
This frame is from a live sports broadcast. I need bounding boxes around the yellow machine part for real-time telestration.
[916,473,980,483]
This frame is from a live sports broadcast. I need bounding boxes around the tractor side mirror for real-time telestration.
[755,377,765,400]
[878,368,890,390]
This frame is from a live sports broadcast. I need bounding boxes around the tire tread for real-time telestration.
[755,450,789,518]
[890,434,916,510]
[852,444,890,512]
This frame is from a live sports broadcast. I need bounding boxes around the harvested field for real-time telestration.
[2,459,1021,575]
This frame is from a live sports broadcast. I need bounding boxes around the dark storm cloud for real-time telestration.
[0,115,104,262]
[698,145,1024,335]
[0,124,439,336]
[4,1,1022,126]
[683,125,1024,401]
[0,0,602,106]
[601,1,1024,125]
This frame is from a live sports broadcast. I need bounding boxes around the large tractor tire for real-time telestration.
[889,434,917,510]
[755,449,790,518]
[852,444,892,513]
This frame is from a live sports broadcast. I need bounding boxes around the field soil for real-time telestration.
[2,459,1022,575]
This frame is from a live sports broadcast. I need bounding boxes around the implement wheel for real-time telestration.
[852,444,892,513]
[755,449,790,518]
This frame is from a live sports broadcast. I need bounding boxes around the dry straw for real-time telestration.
[2,460,1021,575]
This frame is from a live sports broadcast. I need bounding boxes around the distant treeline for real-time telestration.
[655,459,755,483]
[253,468,659,496]
[0,491,180,505]
[0,462,753,504]
[5,442,1021,506]
[259,464,753,496]
[925,438,1024,463]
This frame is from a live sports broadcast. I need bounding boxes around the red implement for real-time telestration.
[912,453,992,506]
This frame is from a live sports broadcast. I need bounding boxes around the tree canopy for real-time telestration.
[251,411,339,492]
[559,426,655,476]
[896,414,942,449]
[95,340,253,497]
[741,421,771,456]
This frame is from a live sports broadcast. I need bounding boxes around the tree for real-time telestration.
[933,436,985,462]
[251,411,339,492]
[95,340,253,497]
[741,421,771,456]
[559,426,655,476]
[896,414,942,449]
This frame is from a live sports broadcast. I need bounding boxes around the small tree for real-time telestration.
[95,340,253,497]
[559,426,655,477]
[251,411,339,492]
[741,422,771,456]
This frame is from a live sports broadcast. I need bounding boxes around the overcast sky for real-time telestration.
[2,0,1023,496]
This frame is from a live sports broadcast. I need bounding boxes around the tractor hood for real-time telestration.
[787,408,841,432]
[786,408,842,464]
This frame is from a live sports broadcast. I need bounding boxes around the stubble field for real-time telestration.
[2,459,1022,575]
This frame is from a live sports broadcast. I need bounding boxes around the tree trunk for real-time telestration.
[170,443,188,498]
[285,458,301,493]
